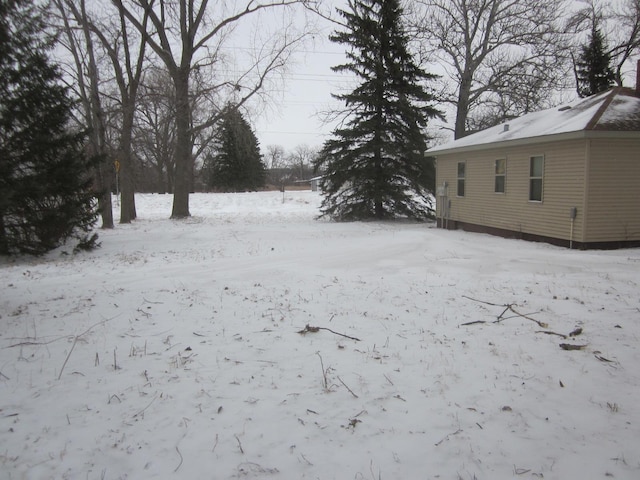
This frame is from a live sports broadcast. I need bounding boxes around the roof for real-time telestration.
[427,87,640,155]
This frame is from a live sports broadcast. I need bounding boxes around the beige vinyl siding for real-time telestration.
[584,138,640,242]
[435,139,587,241]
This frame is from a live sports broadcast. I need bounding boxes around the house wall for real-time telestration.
[435,139,587,243]
[583,138,640,242]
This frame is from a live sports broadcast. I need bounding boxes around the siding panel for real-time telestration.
[435,139,586,242]
[585,139,640,242]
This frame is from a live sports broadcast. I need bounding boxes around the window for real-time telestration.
[457,161,465,197]
[495,159,506,193]
[529,155,544,201]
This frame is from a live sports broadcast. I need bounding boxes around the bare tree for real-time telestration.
[412,0,570,139]
[53,0,114,229]
[113,0,318,218]
[53,0,148,224]
[610,0,640,85]
[287,143,317,181]
[265,144,286,170]
[134,69,177,193]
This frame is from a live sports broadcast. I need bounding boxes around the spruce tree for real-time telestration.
[0,0,98,255]
[205,106,266,192]
[576,25,615,98]
[314,0,442,221]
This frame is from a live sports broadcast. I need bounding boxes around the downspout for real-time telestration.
[569,207,577,249]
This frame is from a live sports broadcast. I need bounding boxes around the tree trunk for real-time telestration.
[0,211,8,255]
[119,99,137,223]
[171,67,191,218]
[95,161,114,229]
[455,73,473,140]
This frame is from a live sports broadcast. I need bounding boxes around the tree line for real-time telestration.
[2,0,639,254]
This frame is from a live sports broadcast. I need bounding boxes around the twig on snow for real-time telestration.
[57,336,79,380]
[337,376,359,398]
[316,352,329,390]
[8,317,111,350]
[435,428,462,446]
[58,319,110,380]
[536,330,567,339]
[514,466,531,475]
[173,446,183,473]
[133,394,158,419]
[235,434,245,454]
[298,324,361,341]
[594,354,614,363]
[6,336,66,348]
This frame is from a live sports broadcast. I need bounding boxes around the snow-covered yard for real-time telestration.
[1,191,639,479]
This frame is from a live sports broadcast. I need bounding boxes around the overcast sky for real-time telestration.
[253,33,350,153]
[250,2,351,154]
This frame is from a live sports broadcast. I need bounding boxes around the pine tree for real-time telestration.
[314,0,442,221]
[205,105,266,192]
[576,25,615,98]
[0,0,98,255]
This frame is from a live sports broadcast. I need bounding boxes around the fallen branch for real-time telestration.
[559,343,588,351]
[298,324,360,342]
[462,296,548,328]
[504,306,548,328]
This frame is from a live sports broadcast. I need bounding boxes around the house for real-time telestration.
[427,86,640,249]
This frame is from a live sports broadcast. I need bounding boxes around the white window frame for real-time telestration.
[494,158,506,194]
[457,161,466,197]
[529,155,544,202]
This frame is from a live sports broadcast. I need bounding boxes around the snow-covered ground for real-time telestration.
[1,191,639,480]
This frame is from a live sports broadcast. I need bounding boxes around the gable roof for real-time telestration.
[427,87,640,155]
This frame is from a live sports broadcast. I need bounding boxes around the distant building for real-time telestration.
[309,176,323,192]
[428,87,640,249]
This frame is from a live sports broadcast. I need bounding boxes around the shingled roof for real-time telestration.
[428,87,640,155]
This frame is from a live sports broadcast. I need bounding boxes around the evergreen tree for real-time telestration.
[576,25,615,98]
[205,106,265,192]
[0,0,98,255]
[314,0,442,221]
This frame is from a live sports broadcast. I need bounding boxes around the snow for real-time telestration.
[428,89,640,154]
[1,190,639,480]
[598,94,640,125]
